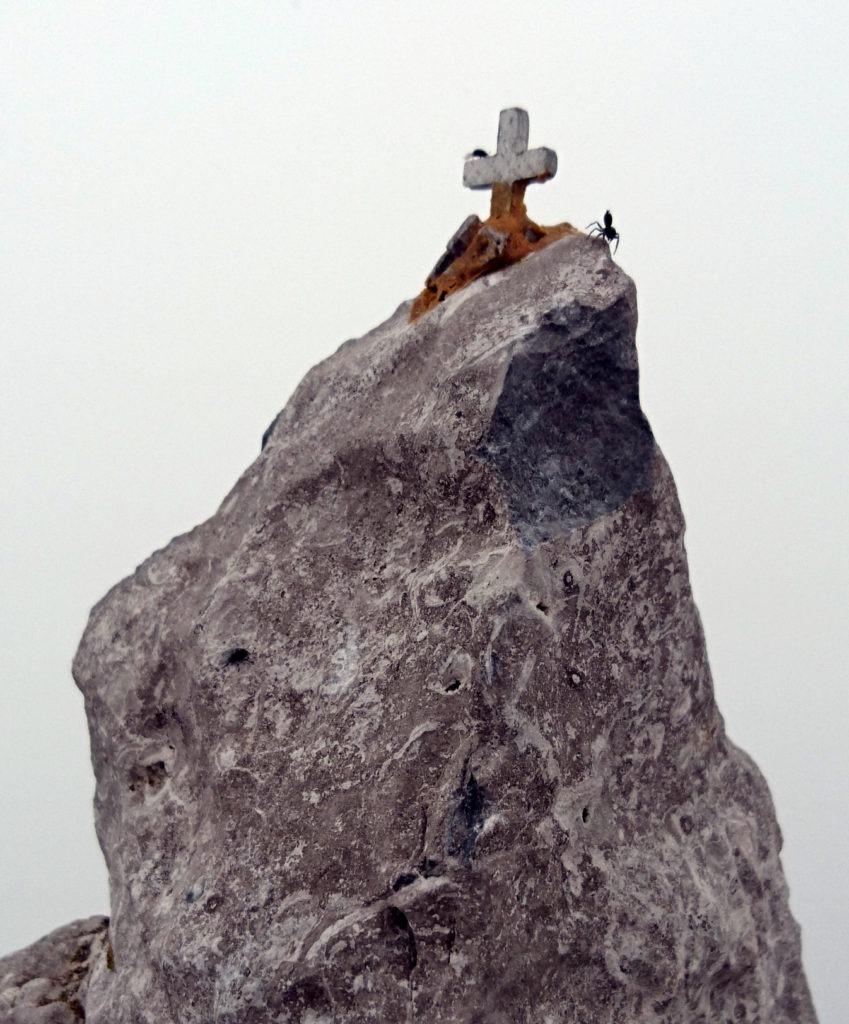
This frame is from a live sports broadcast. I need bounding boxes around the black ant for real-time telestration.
[586,210,620,253]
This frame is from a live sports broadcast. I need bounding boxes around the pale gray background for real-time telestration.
[1,2,846,1019]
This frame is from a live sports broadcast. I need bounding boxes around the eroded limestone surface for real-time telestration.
[11,236,817,1022]
[0,917,108,1023]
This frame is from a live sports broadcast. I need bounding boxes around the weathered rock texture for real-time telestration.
[12,235,818,1022]
[0,917,108,1022]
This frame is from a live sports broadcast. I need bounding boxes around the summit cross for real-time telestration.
[463,108,557,218]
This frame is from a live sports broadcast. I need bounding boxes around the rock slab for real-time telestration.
[11,236,818,1022]
[0,917,108,1023]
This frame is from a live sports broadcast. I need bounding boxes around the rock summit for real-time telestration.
[2,235,816,1023]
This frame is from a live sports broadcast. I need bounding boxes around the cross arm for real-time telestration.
[463,147,558,190]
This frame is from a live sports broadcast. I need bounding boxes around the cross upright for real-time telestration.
[463,108,557,218]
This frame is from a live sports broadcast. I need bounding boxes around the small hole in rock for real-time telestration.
[383,905,418,968]
[128,760,168,794]
[582,806,590,823]
[419,857,442,877]
[223,647,250,666]
[536,602,550,614]
[563,570,578,595]
[385,905,411,931]
[444,679,462,693]
[203,895,223,914]
[391,872,418,891]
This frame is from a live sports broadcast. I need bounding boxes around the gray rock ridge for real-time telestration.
[0,916,108,1023]
[18,234,816,1022]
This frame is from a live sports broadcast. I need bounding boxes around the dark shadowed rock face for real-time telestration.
[49,235,814,1022]
[480,293,654,542]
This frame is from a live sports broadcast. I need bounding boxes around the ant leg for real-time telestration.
[613,235,620,254]
[586,222,603,232]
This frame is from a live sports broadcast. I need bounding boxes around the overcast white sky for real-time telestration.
[1,2,847,1019]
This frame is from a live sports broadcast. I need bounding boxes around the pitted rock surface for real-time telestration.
[26,235,817,1022]
[0,916,108,1023]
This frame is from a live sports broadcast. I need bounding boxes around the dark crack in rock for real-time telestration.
[444,771,487,865]
[9,235,816,1023]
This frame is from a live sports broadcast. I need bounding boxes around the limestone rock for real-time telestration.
[428,215,482,282]
[0,917,108,1023]
[19,235,817,1022]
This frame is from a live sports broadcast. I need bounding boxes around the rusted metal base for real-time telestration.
[410,191,576,322]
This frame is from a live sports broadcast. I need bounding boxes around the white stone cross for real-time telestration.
[463,108,557,216]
